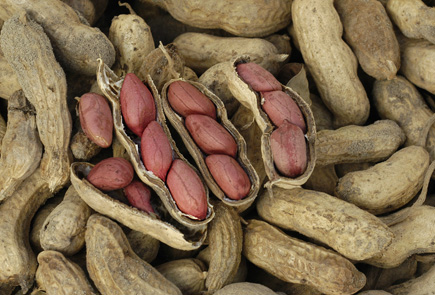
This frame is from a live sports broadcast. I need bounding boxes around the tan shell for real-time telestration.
[387,263,435,295]
[213,282,277,295]
[256,186,394,260]
[70,162,206,251]
[96,59,214,228]
[35,250,96,295]
[161,77,260,209]
[126,230,160,263]
[224,56,316,189]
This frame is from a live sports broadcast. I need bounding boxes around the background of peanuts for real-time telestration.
[1,0,435,294]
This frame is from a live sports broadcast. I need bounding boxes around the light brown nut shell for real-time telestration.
[156,258,207,295]
[39,185,93,256]
[335,0,400,80]
[224,56,316,189]
[173,32,288,75]
[335,146,430,215]
[243,219,366,295]
[256,186,394,260]
[365,205,435,268]
[85,214,183,295]
[205,202,243,292]
[387,263,435,295]
[315,120,406,166]
[70,162,206,251]
[96,59,214,228]
[372,76,435,161]
[0,52,20,100]
[398,35,435,95]
[213,282,277,295]
[292,0,370,127]
[161,77,260,209]
[36,250,96,295]
[146,0,292,37]
[126,230,160,263]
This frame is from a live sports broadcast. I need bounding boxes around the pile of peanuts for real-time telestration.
[0,0,434,294]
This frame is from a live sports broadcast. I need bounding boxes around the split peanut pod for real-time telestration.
[161,78,260,209]
[70,162,206,251]
[96,59,214,228]
[224,57,316,189]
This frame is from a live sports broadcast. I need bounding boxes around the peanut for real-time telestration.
[39,185,92,256]
[126,230,160,263]
[87,157,134,191]
[35,250,97,295]
[365,205,435,268]
[316,120,406,166]
[334,0,400,80]
[85,214,183,295]
[156,258,207,295]
[243,219,366,295]
[335,146,430,215]
[261,90,306,132]
[166,159,208,220]
[167,80,217,119]
[236,62,282,92]
[140,120,173,181]
[124,180,155,214]
[256,186,394,260]
[213,282,277,295]
[70,129,102,161]
[270,120,307,178]
[185,114,238,157]
[173,32,288,75]
[79,92,113,148]
[120,73,156,136]
[205,154,251,200]
[387,0,435,44]
[387,264,435,295]
[292,0,370,127]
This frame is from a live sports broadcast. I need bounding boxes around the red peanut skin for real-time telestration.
[140,120,173,181]
[120,73,156,136]
[185,114,237,157]
[261,91,306,133]
[166,159,208,220]
[236,62,282,92]
[79,92,113,148]
[205,154,251,200]
[167,81,217,119]
[87,157,134,191]
[270,121,307,178]
[124,180,155,214]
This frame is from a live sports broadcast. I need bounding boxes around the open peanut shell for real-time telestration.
[225,56,317,189]
[161,78,260,211]
[70,162,205,250]
[95,58,214,229]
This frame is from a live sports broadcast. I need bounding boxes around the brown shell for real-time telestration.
[96,59,214,229]
[225,56,316,189]
[161,78,260,209]
[70,162,206,251]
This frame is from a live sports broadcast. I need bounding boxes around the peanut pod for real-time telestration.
[213,282,277,295]
[0,0,115,76]
[334,0,400,80]
[224,57,316,189]
[0,12,72,192]
[109,2,155,77]
[0,52,20,100]
[39,185,93,256]
[85,214,182,295]
[243,219,366,295]
[256,186,394,260]
[387,263,435,295]
[335,146,430,215]
[70,129,102,161]
[0,90,42,202]
[126,230,160,263]
[139,0,291,37]
[173,32,288,75]
[161,77,259,209]
[35,250,97,295]
[156,258,207,295]
[397,34,435,95]
[292,0,370,127]
[71,162,206,251]
[365,205,435,268]
[206,202,243,292]
[316,120,406,166]
[96,59,214,227]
